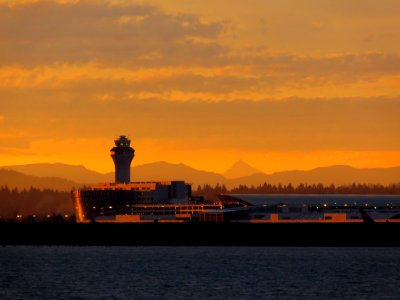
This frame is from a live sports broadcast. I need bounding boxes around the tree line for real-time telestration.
[0,186,72,220]
[194,183,400,201]
[1,183,400,220]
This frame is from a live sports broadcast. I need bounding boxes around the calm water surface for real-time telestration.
[1,247,400,299]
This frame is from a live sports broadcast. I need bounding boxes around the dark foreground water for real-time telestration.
[1,247,400,299]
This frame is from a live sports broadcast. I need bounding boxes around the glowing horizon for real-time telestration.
[1,0,399,174]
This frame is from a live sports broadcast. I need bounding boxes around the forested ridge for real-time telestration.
[0,186,72,220]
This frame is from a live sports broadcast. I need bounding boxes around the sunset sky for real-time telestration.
[0,0,399,174]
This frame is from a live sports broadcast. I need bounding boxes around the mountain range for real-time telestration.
[1,161,400,191]
[223,160,262,179]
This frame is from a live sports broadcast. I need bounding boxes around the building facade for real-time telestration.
[72,136,219,222]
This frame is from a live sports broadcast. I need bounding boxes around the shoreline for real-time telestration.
[1,222,400,246]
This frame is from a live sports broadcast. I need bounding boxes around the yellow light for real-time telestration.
[109,206,112,209]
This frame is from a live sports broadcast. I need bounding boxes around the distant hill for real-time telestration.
[130,161,226,188]
[268,165,400,186]
[0,163,107,184]
[223,160,262,179]
[1,162,400,190]
[226,165,400,188]
[0,169,81,191]
[0,161,226,189]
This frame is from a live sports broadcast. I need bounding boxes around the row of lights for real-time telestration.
[15,214,70,219]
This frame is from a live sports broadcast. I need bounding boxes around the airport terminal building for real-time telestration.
[72,136,400,223]
[72,136,220,222]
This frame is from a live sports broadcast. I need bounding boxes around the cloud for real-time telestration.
[0,0,399,172]
[0,1,226,67]
[316,0,400,19]
[1,1,399,102]
[1,51,399,101]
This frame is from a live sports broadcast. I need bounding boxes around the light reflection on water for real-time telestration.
[1,246,400,299]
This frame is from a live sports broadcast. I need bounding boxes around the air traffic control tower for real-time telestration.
[110,135,135,183]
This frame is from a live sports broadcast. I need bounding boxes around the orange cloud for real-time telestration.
[1,0,399,173]
[1,51,399,102]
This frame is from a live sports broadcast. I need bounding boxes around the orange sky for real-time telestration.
[0,0,399,174]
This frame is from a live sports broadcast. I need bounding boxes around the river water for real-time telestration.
[1,246,400,299]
